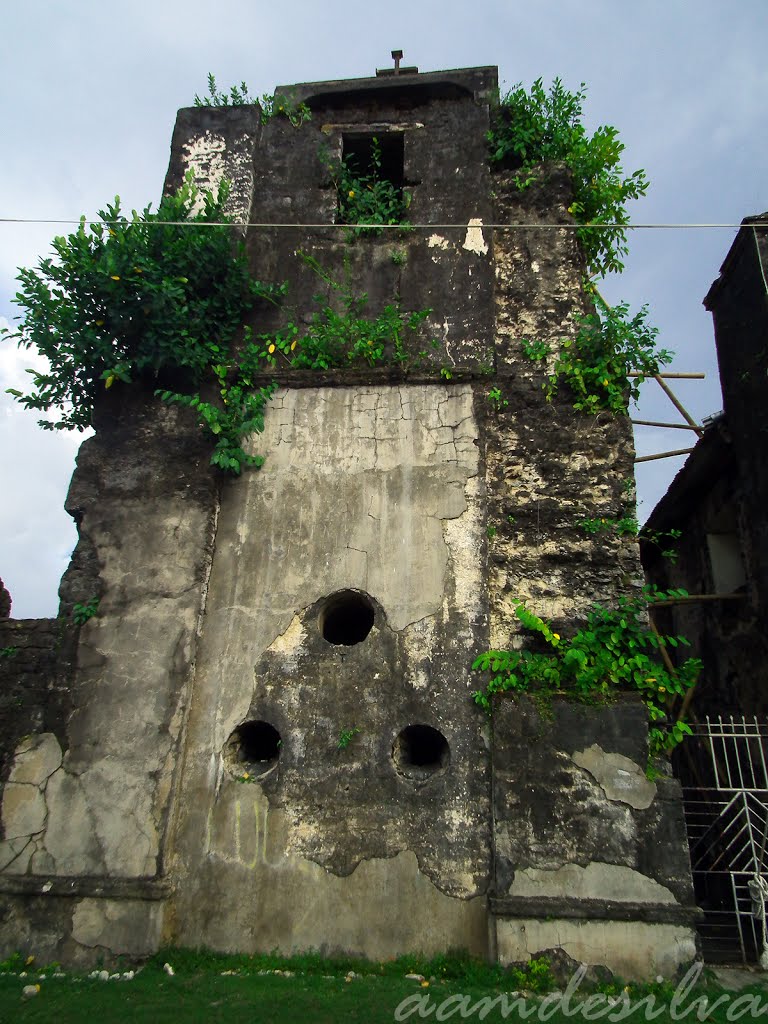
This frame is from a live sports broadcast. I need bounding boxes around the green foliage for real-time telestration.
[73,597,99,626]
[487,386,508,409]
[0,647,18,659]
[193,75,311,126]
[258,92,312,127]
[524,290,672,414]
[144,946,552,990]
[641,526,683,563]
[520,337,550,362]
[578,516,682,562]
[486,525,497,540]
[4,174,285,474]
[337,727,360,750]
[488,78,649,276]
[328,138,410,235]
[472,590,701,757]
[255,251,431,371]
[578,514,639,537]
[194,73,254,107]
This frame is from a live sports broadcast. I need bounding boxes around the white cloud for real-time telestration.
[0,317,88,618]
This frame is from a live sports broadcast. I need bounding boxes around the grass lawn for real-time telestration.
[1,950,767,1024]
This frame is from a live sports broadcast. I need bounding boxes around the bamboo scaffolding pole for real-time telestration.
[649,593,746,607]
[635,447,696,462]
[654,375,705,436]
[627,372,706,379]
[631,420,701,430]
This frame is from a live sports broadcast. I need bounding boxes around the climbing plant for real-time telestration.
[472,590,701,759]
[193,73,311,126]
[253,250,431,370]
[522,288,672,413]
[4,192,434,475]
[326,137,411,235]
[3,173,284,473]
[487,78,648,277]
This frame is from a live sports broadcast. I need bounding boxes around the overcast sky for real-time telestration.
[1,0,766,617]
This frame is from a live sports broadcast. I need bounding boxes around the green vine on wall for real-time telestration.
[487,78,648,277]
[3,186,433,475]
[255,251,430,370]
[326,138,411,236]
[193,73,311,126]
[472,591,701,759]
[522,289,672,414]
[3,174,285,473]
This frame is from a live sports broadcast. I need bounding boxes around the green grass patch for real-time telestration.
[1,950,766,1024]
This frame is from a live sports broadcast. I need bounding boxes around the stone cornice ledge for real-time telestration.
[489,895,703,925]
[0,875,170,900]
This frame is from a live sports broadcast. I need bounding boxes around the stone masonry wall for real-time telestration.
[0,67,698,973]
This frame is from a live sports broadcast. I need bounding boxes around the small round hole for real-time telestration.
[393,724,450,780]
[225,720,281,778]
[320,590,375,646]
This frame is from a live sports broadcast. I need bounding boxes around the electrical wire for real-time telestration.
[0,218,762,230]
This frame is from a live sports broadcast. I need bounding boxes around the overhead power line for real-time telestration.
[0,218,762,230]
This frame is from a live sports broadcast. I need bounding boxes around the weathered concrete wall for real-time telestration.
[0,618,70,787]
[0,65,697,974]
[642,218,768,716]
[486,165,643,645]
[705,219,768,628]
[0,387,218,962]
[166,383,491,957]
[490,697,699,978]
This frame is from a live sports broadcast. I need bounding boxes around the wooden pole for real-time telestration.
[654,375,705,436]
[635,448,696,463]
[631,420,701,430]
[649,593,745,607]
[627,372,706,379]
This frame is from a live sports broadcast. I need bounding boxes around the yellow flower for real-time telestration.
[421,981,430,988]
[552,633,560,641]
[603,378,610,386]
[105,374,115,389]
[110,275,120,281]
[659,686,666,693]
[645,677,656,683]
[348,190,355,198]
[290,340,297,351]
[109,229,117,237]
[25,956,35,966]
[268,344,276,354]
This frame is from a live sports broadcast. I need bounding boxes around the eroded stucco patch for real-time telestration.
[572,744,657,810]
[496,918,698,981]
[463,218,489,255]
[509,862,676,903]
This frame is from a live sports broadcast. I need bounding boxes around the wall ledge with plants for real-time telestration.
[472,589,701,769]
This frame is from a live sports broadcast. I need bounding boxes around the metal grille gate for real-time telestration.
[679,716,768,964]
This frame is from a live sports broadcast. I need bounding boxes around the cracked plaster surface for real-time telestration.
[0,733,63,874]
[509,862,676,903]
[572,744,657,810]
[497,919,698,980]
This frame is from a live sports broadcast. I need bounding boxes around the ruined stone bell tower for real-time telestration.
[0,62,700,977]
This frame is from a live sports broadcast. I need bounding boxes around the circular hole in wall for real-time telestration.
[320,590,375,646]
[393,724,450,780]
[225,720,281,778]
